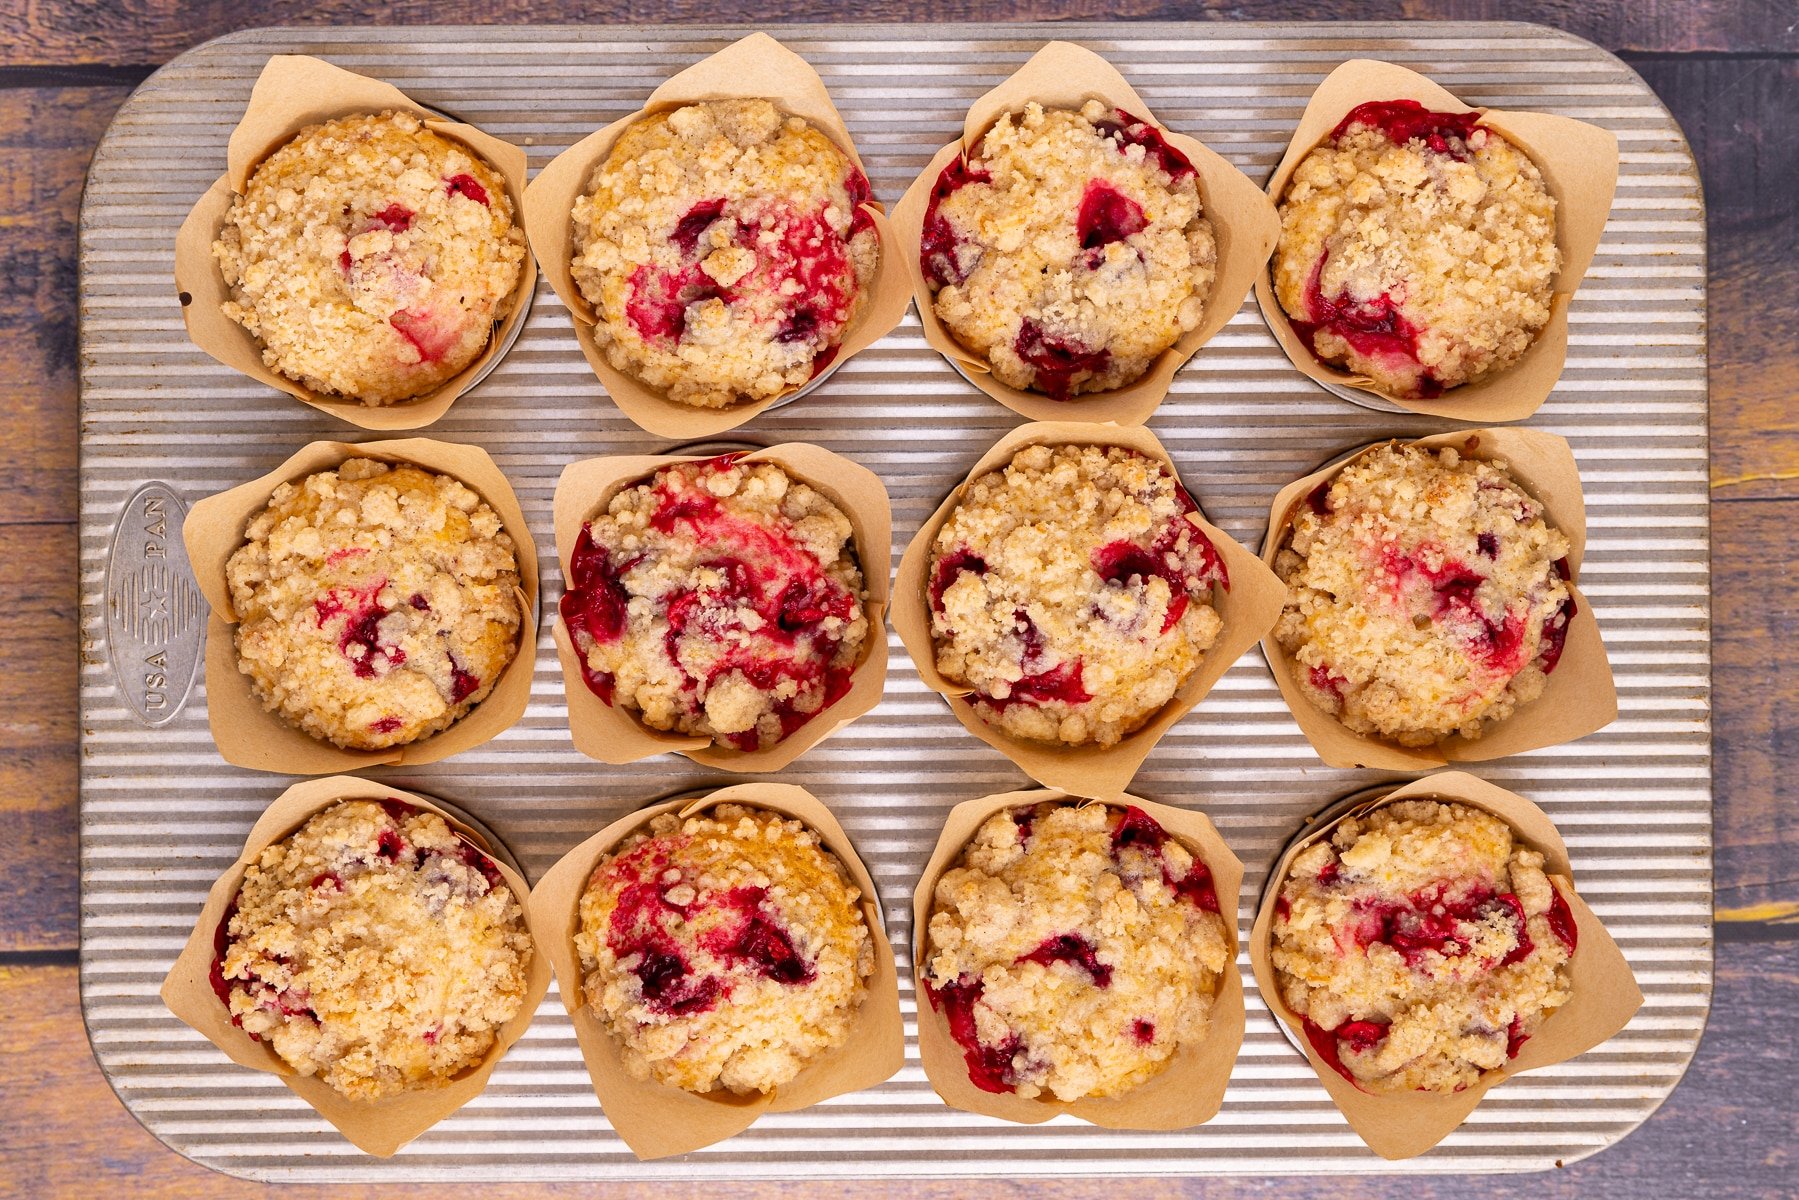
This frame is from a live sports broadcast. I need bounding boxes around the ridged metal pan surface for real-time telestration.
[77,22,1710,1182]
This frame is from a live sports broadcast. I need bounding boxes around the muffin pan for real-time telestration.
[79,22,1709,1181]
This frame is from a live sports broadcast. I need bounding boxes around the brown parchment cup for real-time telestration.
[527,782,904,1160]
[894,421,1285,799]
[552,443,891,772]
[1254,58,1619,422]
[521,32,913,439]
[160,776,553,1157]
[1249,771,1643,1159]
[182,438,540,775]
[175,55,538,431]
[1259,427,1616,771]
[889,40,1281,426]
[911,788,1246,1128]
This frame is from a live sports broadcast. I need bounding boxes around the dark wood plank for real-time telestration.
[0,0,1794,70]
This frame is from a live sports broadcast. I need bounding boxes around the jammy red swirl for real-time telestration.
[561,455,869,753]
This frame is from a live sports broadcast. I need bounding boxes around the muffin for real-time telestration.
[1269,799,1578,1094]
[575,804,874,1094]
[1274,443,1574,747]
[560,453,869,752]
[927,443,1226,746]
[923,801,1230,1100]
[210,798,533,1101]
[921,100,1216,398]
[213,110,526,406]
[225,458,523,751]
[570,99,879,409]
[1272,99,1559,398]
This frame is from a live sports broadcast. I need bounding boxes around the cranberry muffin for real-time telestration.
[1272,100,1559,398]
[211,799,533,1100]
[213,111,526,406]
[576,804,874,1094]
[923,802,1230,1100]
[1274,443,1574,746]
[921,100,1216,398]
[928,444,1226,746]
[570,99,879,408]
[561,454,869,752]
[1270,799,1577,1093]
[225,458,523,751]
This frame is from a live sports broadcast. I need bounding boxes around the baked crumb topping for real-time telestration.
[225,457,522,750]
[924,802,1229,1101]
[1270,798,1577,1094]
[1274,443,1573,746]
[928,444,1226,746]
[576,804,873,1094]
[922,99,1216,398]
[213,110,526,406]
[571,99,879,409]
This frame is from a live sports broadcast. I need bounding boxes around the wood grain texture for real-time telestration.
[0,0,1795,69]
[1,2,1793,1193]
[11,943,1796,1196]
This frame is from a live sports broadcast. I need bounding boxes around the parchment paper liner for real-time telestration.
[160,776,553,1157]
[1259,427,1616,770]
[175,55,538,431]
[893,422,1285,799]
[1248,771,1643,1159]
[911,788,1245,1127]
[1253,58,1619,422]
[183,438,540,774]
[527,782,904,1160]
[522,32,913,439]
[889,41,1280,426]
[551,443,890,772]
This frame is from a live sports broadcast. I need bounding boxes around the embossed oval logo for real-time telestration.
[105,483,204,727]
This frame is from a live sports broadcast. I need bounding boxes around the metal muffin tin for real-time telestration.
[78,22,1710,1182]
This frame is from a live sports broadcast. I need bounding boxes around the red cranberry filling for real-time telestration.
[562,525,637,703]
[448,660,481,704]
[844,166,876,239]
[1130,1019,1156,1045]
[1076,179,1146,251]
[1091,109,1197,181]
[1308,664,1348,703]
[371,202,413,232]
[1506,1013,1530,1059]
[1539,558,1577,674]
[1546,883,1578,952]
[1012,317,1110,400]
[920,157,991,287]
[624,263,721,345]
[671,197,729,256]
[1015,933,1112,987]
[1290,250,1443,398]
[977,658,1091,711]
[444,173,491,206]
[389,305,462,365]
[926,975,1022,1094]
[1349,882,1533,970]
[368,715,403,734]
[1301,1016,1389,1090]
[339,604,405,679]
[1332,99,1485,160]
[1110,806,1220,911]
[1306,480,1333,515]
[701,886,817,985]
[1010,805,1037,844]
[928,547,988,614]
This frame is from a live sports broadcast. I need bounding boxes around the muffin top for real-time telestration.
[1274,443,1573,747]
[560,454,869,753]
[921,99,1217,398]
[571,99,879,409]
[212,799,533,1101]
[928,444,1226,747]
[575,804,874,1095]
[213,110,526,406]
[1269,799,1577,1094]
[1273,100,1559,398]
[924,802,1230,1101]
[225,457,523,751]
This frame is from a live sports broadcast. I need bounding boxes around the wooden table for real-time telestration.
[4,3,1792,1196]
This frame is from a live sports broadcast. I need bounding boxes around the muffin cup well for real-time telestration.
[1259,427,1616,771]
[893,421,1284,800]
[889,41,1280,426]
[182,438,540,775]
[551,442,890,772]
[1248,771,1642,1159]
[1254,58,1619,422]
[522,32,913,439]
[175,55,537,430]
[159,776,552,1157]
[526,782,904,1160]
[911,788,1245,1128]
